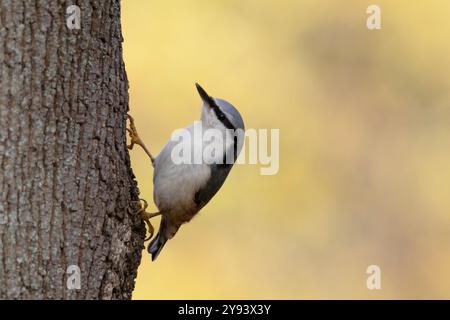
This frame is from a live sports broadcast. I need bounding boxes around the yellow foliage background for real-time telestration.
[122,0,450,299]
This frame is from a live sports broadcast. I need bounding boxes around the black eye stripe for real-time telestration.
[211,101,235,130]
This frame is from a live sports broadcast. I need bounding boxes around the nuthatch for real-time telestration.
[127,83,244,260]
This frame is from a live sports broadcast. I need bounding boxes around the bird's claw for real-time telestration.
[126,114,155,165]
[142,216,155,241]
[130,198,161,242]
[126,116,141,150]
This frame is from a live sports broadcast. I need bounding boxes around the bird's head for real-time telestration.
[195,83,245,132]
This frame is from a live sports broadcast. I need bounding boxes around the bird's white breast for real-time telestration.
[153,124,211,215]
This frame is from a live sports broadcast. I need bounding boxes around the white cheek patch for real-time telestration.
[207,110,220,127]
[202,106,225,129]
[202,129,226,164]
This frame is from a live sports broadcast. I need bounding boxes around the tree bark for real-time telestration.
[0,0,144,299]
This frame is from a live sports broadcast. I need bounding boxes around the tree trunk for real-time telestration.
[0,0,144,299]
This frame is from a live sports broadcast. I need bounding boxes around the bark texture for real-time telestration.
[0,0,145,299]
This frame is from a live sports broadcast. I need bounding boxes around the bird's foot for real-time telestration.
[126,114,142,150]
[130,198,161,241]
[126,114,155,165]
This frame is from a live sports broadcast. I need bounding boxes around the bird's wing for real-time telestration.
[193,163,233,210]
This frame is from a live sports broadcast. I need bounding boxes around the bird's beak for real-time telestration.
[195,83,214,107]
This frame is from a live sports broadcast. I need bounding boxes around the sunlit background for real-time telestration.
[122,0,450,299]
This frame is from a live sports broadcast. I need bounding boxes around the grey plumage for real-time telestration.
[148,84,244,260]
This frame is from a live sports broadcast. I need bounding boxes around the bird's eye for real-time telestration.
[218,113,225,119]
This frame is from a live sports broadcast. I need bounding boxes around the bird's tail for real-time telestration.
[148,215,180,261]
[148,232,167,261]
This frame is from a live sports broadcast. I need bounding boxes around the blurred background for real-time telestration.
[122,0,450,299]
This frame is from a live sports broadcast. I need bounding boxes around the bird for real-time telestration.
[126,83,245,260]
